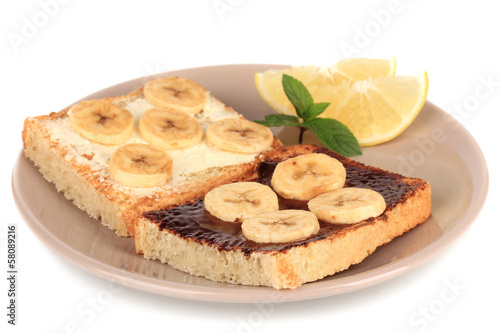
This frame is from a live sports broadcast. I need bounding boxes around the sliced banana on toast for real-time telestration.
[144,77,206,114]
[109,143,173,188]
[206,118,273,154]
[241,210,320,243]
[204,182,279,222]
[308,187,386,224]
[139,108,203,150]
[68,99,134,145]
[271,153,346,200]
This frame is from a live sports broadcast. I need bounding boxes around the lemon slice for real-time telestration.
[255,58,396,117]
[319,72,428,146]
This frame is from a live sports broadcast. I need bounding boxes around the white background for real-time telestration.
[2,0,499,332]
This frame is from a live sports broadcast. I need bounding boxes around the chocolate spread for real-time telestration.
[143,158,419,256]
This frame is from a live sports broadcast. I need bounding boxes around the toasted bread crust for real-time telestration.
[23,111,131,233]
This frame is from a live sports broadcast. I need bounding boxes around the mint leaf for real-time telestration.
[282,74,313,119]
[302,118,361,157]
[303,102,330,121]
[255,73,361,157]
[254,114,300,127]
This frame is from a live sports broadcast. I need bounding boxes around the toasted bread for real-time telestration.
[22,83,283,249]
[137,144,431,289]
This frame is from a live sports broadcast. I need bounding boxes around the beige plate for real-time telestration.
[12,64,489,303]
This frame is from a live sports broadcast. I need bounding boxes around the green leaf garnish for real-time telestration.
[254,114,300,127]
[255,74,361,157]
[281,74,313,119]
[301,118,362,157]
[303,102,330,121]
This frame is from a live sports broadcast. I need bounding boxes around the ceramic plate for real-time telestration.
[12,64,489,303]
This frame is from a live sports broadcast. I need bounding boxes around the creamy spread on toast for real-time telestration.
[143,145,429,255]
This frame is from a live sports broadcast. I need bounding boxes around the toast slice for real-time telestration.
[137,144,431,289]
[22,81,283,247]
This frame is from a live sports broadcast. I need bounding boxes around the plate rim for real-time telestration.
[12,63,489,303]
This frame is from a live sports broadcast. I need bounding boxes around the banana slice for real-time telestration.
[143,77,206,114]
[204,182,279,222]
[138,108,203,150]
[271,153,346,200]
[241,210,320,243]
[109,143,173,188]
[68,99,134,145]
[206,118,273,154]
[308,188,386,224]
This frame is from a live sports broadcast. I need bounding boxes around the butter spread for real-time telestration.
[41,93,259,196]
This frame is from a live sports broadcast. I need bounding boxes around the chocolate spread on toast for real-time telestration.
[143,147,423,256]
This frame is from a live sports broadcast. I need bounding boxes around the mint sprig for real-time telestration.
[255,74,361,157]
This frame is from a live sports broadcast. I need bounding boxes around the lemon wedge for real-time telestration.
[255,58,428,146]
[319,72,428,146]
